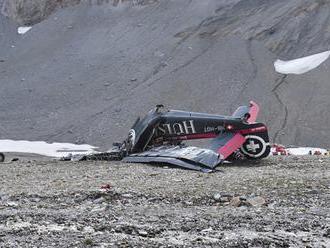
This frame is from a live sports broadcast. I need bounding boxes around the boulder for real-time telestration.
[245,196,266,207]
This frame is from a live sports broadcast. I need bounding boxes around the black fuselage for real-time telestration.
[129,107,268,153]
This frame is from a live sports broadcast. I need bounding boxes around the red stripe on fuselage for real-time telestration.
[169,133,217,141]
[167,126,267,141]
[239,126,267,135]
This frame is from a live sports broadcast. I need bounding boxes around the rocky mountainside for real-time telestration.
[1,0,330,149]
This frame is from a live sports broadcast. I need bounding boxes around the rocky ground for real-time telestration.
[0,155,329,247]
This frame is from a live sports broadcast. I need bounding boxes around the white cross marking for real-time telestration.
[246,140,260,153]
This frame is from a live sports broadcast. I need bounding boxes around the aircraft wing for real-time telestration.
[123,145,222,173]
[123,132,246,172]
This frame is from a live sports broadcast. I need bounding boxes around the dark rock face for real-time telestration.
[1,0,80,25]
[1,0,155,25]
[0,0,330,148]
[3,0,330,57]
[194,0,330,58]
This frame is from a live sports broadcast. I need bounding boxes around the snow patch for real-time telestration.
[286,147,327,156]
[274,51,330,75]
[0,139,97,158]
[18,26,32,34]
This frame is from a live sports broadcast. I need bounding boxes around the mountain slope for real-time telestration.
[1,0,330,149]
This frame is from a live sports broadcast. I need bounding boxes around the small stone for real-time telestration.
[213,193,221,201]
[229,197,241,207]
[91,206,106,213]
[220,197,230,202]
[83,226,95,233]
[93,197,105,204]
[268,202,276,208]
[138,230,148,237]
[201,227,213,233]
[239,196,247,201]
[130,78,137,82]
[246,196,266,207]
[7,201,18,207]
[307,189,319,194]
[220,192,234,198]
[83,239,93,246]
[301,236,310,242]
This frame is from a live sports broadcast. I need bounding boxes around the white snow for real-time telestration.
[286,147,327,156]
[274,51,330,75]
[17,26,32,34]
[0,139,97,158]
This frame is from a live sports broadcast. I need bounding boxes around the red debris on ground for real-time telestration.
[100,184,112,191]
[272,144,287,156]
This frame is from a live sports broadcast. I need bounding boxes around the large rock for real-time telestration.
[245,196,267,207]
[229,197,241,207]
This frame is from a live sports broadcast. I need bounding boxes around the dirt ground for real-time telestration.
[0,155,329,247]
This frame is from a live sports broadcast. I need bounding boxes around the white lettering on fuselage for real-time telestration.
[158,120,196,135]
[183,120,196,134]
[204,126,225,133]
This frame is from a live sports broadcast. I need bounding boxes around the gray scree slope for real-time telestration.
[0,0,330,149]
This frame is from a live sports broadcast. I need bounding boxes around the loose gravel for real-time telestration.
[0,156,329,247]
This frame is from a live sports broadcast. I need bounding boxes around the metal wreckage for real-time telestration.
[71,101,271,172]
[0,152,4,163]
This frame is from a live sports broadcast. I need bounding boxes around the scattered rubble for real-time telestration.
[212,193,266,207]
[0,155,328,247]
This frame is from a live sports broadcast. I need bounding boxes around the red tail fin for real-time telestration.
[248,101,259,123]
